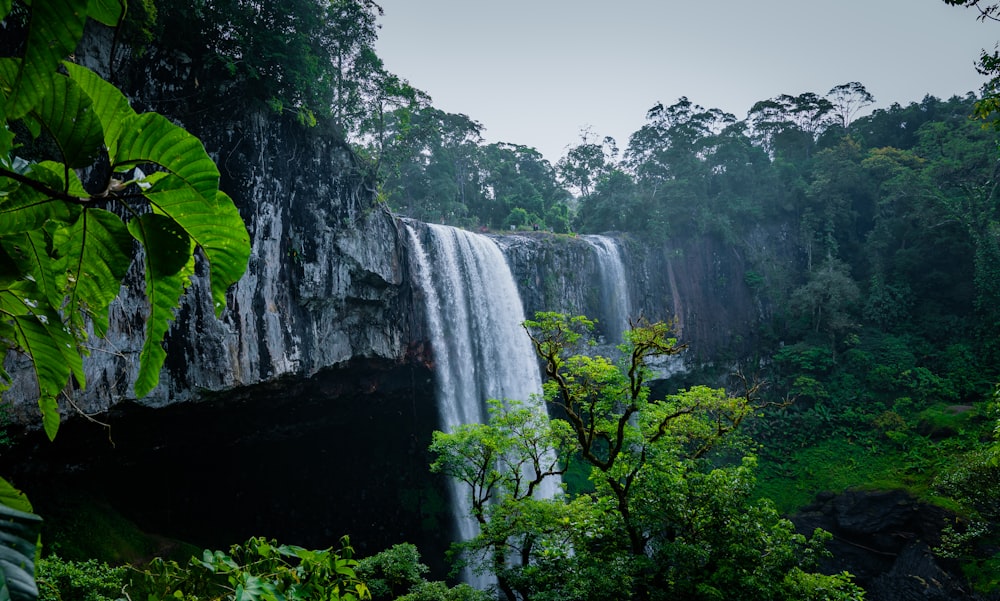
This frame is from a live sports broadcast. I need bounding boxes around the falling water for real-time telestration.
[582,235,632,344]
[584,234,689,379]
[406,222,559,588]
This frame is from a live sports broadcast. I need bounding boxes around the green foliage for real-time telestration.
[370,109,571,231]
[395,581,489,601]
[356,544,487,601]
[356,544,427,600]
[156,0,390,130]
[0,0,250,433]
[431,313,863,601]
[0,499,43,601]
[128,536,371,601]
[36,556,126,601]
[774,343,836,375]
[430,398,575,524]
[0,2,250,598]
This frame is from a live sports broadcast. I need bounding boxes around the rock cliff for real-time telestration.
[5,32,421,423]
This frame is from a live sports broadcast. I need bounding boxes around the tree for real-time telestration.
[789,257,861,354]
[372,107,483,225]
[748,92,835,159]
[574,168,639,233]
[623,98,736,238]
[1,0,251,598]
[156,0,389,128]
[430,313,864,601]
[944,0,1000,127]
[356,543,490,601]
[479,142,569,231]
[827,82,875,131]
[556,127,617,198]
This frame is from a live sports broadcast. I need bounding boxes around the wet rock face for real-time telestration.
[793,490,976,601]
[3,60,419,423]
[498,232,759,361]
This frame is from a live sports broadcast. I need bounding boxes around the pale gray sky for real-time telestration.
[374,1,999,164]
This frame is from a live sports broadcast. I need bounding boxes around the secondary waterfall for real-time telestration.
[406,222,559,587]
[582,235,632,343]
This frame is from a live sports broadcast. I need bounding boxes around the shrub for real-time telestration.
[37,556,127,601]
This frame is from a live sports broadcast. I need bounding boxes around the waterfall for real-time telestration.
[584,234,688,379]
[582,235,632,344]
[406,222,559,588]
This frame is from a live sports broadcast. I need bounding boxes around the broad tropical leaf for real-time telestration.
[0,228,62,311]
[144,178,250,315]
[4,0,89,119]
[62,62,134,154]
[0,163,79,235]
[86,0,125,27]
[0,479,32,515]
[33,73,103,168]
[0,308,80,440]
[54,208,133,336]
[113,113,220,200]
[127,213,196,398]
[0,500,42,601]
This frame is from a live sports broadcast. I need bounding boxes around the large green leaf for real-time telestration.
[132,213,192,277]
[62,62,134,154]
[0,312,76,441]
[113,113,220,200]
[0,0,12,26]
[0,229,62,311]
[54,208,133,336]
[0,60,102,167]
[33,73,103,168]
[86,0,125,27]
[0,479,32,515]
[0,163,80,236]
[127,213,196,398]
[145,179,250,316]
[5,0,90,119]
[0,282,84,440]
[0,500,42,601]
[201,191,249,316]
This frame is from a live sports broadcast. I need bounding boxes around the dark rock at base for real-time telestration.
[793,489,978,601]
[868,544,973,601]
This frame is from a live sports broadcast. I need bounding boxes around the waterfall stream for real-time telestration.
[406,222,559,588]
[582,235,632,344]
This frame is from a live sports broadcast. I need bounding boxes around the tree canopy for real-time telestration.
[430,313,864,601]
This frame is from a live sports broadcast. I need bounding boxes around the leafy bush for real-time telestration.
[36,556,126,601]
[356,544,489,601]
[127,537,370,601]
[356,544,427,600]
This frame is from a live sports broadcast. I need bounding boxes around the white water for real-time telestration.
[584,234,689,379]
[582,235,632,344]
[406,222,560,588]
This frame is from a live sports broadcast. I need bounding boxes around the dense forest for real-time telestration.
[3,0,1000,599]
[369,69,1000,595]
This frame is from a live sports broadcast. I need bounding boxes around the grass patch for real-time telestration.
[755,435,963,514]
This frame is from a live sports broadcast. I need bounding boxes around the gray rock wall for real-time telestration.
[3,45,420,423]
[497,232,760,363]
